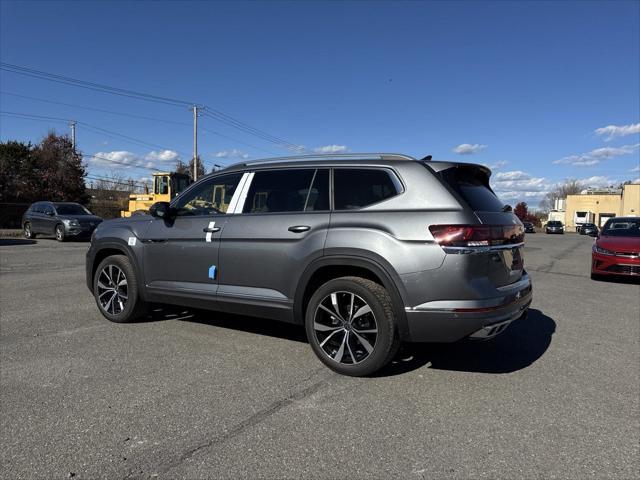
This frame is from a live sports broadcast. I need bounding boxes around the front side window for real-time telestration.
[243,169,329,214]
[333,169,401,210]
[43,204,55,215]
[155,175,169,195]
[174,173,242,216]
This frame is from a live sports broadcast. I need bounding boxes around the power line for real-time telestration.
[1,62,305,153]
[1,110,71,123]
[1,62,192,107]
[0,91,192,126]
[202,110,305,153]
[86,175,147,188]
[1,91,279,155]
[1,110,190,158]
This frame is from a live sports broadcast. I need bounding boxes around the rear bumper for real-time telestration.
[404,273,532,342]
[592,252,640,276]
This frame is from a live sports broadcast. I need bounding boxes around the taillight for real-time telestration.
[429,225,524,248]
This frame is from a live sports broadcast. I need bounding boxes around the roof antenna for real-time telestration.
[420,155,432,161]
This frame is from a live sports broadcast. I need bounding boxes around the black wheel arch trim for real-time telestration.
[294,254,410,340]
[88,238,147,301]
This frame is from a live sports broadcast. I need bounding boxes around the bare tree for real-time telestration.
[539,179,583,212]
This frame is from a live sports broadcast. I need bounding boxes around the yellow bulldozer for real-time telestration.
[120,171,191,217]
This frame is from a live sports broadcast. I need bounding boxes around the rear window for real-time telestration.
[333,169,401,210]
[437,166,504,212]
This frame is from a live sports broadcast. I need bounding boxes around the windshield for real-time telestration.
[602,218,640,237]
[55,204,91,215]
[548,221,562,226]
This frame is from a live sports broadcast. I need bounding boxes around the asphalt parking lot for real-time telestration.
[1,233,638,479]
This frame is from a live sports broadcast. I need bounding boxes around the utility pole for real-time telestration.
[192,105,200,181]
[69,121,77,152]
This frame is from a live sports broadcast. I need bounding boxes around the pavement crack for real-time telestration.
[154,377,329,476]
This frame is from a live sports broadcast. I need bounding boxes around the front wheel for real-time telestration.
[55,224,66,242]
[305,276,400,377]
[93,254,148,323]
[23,222,36,239]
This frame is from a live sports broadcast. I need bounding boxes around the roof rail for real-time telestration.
[224,153,416,169]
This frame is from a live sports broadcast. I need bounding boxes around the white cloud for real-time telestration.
[452,143,488,155]
[87,150,182,170]
[491,170,550,204]
[145,150,180,164]
[595,123,640,141]
[490,160,508,170]
[494,170,531,181]
[554,143,640,166]
[630,165,640,172]
[88,151,142,169]
[314,144,349,154]
[576,176,616,188]
[214,149,249,159]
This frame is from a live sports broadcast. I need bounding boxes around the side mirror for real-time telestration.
[149,202,174,220]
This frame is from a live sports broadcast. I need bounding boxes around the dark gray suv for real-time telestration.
[23,201,103,241]
[86,154,532,376]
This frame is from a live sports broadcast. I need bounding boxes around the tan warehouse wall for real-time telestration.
[621,184,640,216]
[565,194,621,230]
[564,184,640,230]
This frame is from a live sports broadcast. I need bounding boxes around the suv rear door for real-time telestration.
[217,168,330,312]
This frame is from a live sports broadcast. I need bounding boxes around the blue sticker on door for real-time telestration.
[208,265,217,280]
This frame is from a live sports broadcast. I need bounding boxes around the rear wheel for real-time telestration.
[55,224,66,242]
[93,254,148,323]
[305,276,400,376]
[23,222,35,239]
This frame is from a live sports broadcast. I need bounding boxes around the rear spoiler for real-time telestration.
[422,160,492,179]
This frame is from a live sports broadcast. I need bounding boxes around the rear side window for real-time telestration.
[333,169,401,210]
[438,166,504,212]
[243,169,329,214]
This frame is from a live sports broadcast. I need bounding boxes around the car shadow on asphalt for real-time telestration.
[375,308,556,377]
[151,306,309,343]
[147,306,555,377]
[0,239,37,246]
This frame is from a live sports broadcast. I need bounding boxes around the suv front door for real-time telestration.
[141,172,244,298]
[218,168,330,312]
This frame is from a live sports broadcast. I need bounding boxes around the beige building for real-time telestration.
[564,183,640,231]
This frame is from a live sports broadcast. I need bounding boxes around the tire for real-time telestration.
[93,254,148,323]
[23,222,36,239]
[591,273,602,281]
[305,276,400,376]
[55,224,66,242]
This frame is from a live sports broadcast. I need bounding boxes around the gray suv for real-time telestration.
[86,154,532,376]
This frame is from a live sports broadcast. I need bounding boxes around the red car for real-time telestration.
[591,217,640,279]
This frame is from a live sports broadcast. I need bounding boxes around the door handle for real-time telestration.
[288,225,310,233]
[203,227,221,233]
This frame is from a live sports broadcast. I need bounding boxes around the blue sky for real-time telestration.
[1,0,639,205]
